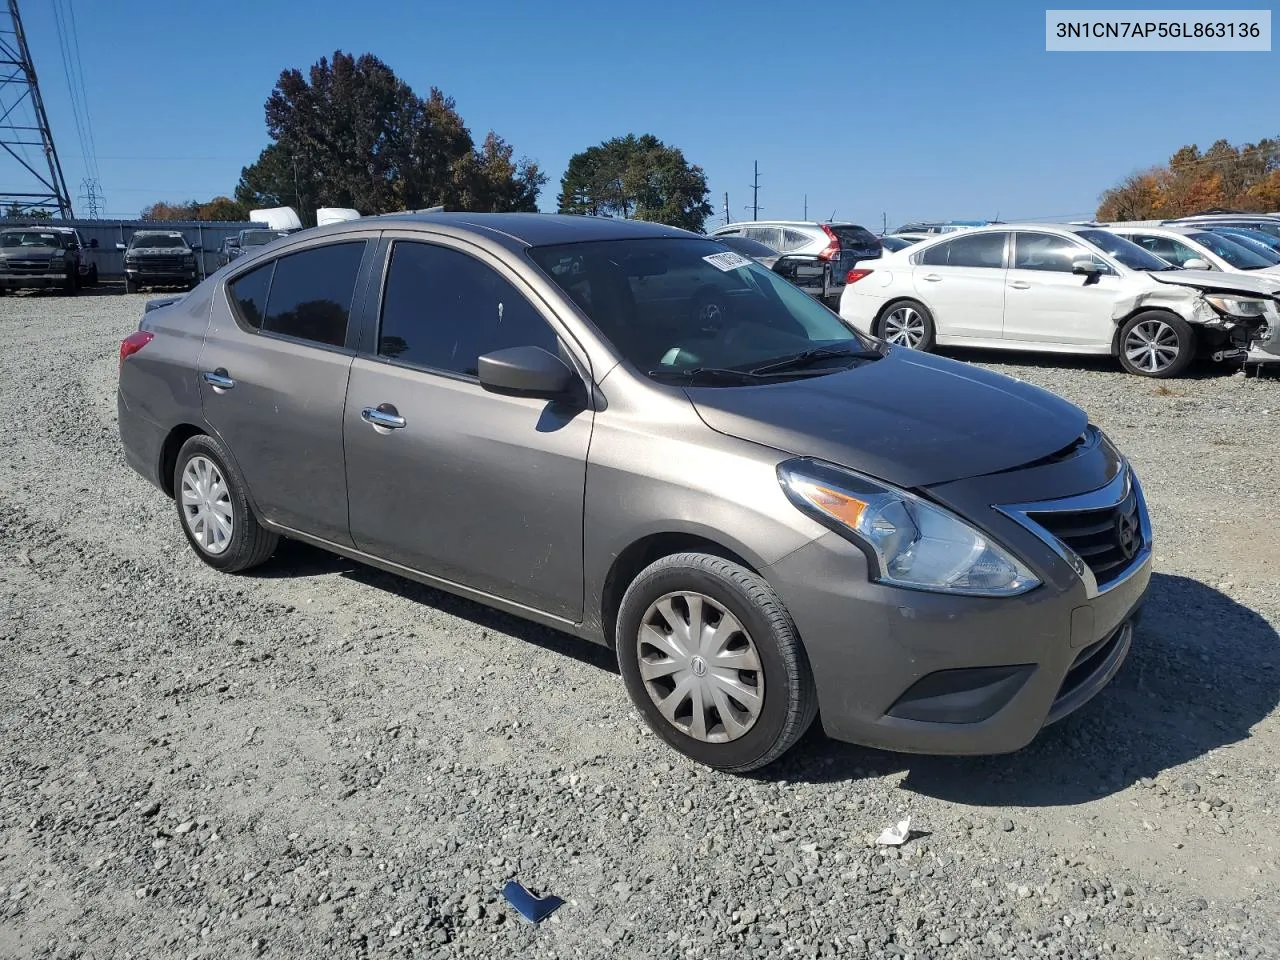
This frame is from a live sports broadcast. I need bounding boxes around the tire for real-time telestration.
[876,299,936,351]
[173,434,278,573]
[1117,311,1196,378]
[88,265,99,286]
[63,274,77,296]
[124,277,137,294]
[616,552,817,773]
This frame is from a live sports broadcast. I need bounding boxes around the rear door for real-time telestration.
[343,236,592,619]
[911,231,1010,339]
[1001,232,1121,347]
[197,235,378,544]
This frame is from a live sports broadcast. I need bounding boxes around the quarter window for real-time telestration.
[377,241,560,377]
[919,232,1007,268]
[228,262,272,329]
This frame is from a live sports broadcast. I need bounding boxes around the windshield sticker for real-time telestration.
[703,251,754,272]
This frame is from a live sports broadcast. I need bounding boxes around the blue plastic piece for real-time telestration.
[501,880,564,924]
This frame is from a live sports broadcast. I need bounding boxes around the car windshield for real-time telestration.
[241,230,282,246]
[831,225,881,252]
[1075,229,1177,271]
[1186,231,1280,269]
[1,231,61,248]
[527,237,874,383]
[130,234,185,249]
[1215,228,1280,252]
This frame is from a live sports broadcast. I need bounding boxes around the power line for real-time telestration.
[64,0,97,180]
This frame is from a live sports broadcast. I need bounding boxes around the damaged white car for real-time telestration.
[839,223,1279,377]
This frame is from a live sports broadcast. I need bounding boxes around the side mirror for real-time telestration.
[478,345,576,400]
[1071,258,1101,276]
[88,238,98,248]
[116,243,127,251]
[191,243,203,251]
[1183,257,1211,270]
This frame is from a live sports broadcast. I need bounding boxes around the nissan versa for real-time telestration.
[117,214,1152,772]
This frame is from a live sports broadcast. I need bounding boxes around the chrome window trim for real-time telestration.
[995,464,1153,600]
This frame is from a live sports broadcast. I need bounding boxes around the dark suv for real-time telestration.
[0,226,98,294]
[120,231,200,293]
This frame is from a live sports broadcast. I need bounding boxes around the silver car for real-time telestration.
[118,214,1151,772]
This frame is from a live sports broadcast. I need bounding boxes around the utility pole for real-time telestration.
[803,194,807,220]
[882,212,887,234]
[747,161,761,221]
[723,192,730,226]
[0,0,74,218]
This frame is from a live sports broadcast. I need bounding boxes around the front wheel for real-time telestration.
[877,299,936,351]
[616,553,817,773]
[1118,311,1196,378]
[173,434,278,572]
[124,277,138,294]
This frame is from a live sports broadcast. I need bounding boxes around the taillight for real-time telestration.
[845,268,873,284]
[119,330,153,373]
[818,223,840,261]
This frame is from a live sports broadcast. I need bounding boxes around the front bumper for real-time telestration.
[0,272,72,289]
[126,266,198,283]
[766,461,1152,755]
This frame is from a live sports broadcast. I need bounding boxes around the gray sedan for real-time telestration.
[117,213,1151,772]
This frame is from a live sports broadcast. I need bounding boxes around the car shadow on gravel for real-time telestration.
[254,539,620,675]
[762,573,1280,806]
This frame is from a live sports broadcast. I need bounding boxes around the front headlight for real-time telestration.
[1204,294,1269,318]
[778,458,1041,597]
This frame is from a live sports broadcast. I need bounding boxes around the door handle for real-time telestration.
[361,404,406,430]
[921,273,942,282]
[202,368,235,390]
[1008,281,1031,290]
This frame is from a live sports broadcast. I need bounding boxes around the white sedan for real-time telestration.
[838,223,1280,377]
[1102,223,1280,278]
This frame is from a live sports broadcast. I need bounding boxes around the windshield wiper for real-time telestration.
[647,367,770,385]
[748,345,881,375]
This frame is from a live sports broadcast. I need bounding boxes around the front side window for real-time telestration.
[1127,234,1197,266]
[1013,232,1096,272]
[919,232,1007,268]
[377,241,559,376]
[528,237,872,377]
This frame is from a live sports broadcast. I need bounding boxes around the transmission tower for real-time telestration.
[78,176,100,218]
[0,0,73,218]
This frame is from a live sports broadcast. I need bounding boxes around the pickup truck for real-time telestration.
[0,226,99,294]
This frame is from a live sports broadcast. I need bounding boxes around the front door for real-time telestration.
[197,237,375,544]
[1002,232,1121,347]
[343,238,592,620]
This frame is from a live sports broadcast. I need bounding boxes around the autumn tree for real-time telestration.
[1096,136,1280,219]
[557,134,713,231]
[139,196,250,221]
[235,51,545,223]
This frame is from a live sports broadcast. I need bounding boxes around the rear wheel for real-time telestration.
[1118,311,1195,377]
[616,553,817,773]
[173,434,278,572]
[877,299,935,351]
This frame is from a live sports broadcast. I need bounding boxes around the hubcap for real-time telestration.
[1124,320,1180,373]
[636,591,765,743]
[883,307,926,348]
[180,455,233,555]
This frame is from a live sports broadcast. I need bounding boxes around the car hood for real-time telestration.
[1148,269,1280,297]
[0,244,60,257]
[686,348,1088,488]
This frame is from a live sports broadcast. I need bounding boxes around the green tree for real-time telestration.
[557,134,712,231]
[235,51,544,223]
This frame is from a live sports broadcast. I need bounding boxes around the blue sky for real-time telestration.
[14,0,1278,227]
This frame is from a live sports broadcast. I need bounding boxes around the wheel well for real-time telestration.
[874,297,923,332]
[600,533,755,648]
[158,424,205,498]
[1111,308,1194,357]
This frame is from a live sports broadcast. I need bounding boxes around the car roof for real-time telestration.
[1105,224,1203,237]
[710,220,864,232]
[366,212,697,247]
[134,230,184,236]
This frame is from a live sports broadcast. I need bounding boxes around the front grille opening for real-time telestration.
[1027,484,1141,588]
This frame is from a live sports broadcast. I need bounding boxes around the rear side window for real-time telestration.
[259,242,366,347]
[919,232,1007,268]
[229,262,273,329]
[377,240,559,376]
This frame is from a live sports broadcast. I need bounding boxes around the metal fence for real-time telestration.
[2,217,266,280]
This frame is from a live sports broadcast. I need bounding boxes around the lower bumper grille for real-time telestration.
[1046,619,1133,724]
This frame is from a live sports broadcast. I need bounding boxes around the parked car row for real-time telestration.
[838,221,1280,377]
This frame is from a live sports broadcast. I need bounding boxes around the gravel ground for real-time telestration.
[1,288,1278,960]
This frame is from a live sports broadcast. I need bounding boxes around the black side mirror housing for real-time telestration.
[478,345,577,400]
[88,238,99,248]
